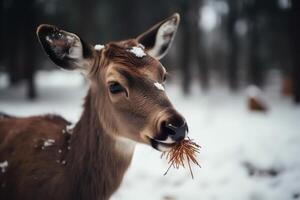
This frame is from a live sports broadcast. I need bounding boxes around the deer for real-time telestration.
[0,13,188,200]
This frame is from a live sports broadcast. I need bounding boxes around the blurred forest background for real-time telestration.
[0,0,299,103]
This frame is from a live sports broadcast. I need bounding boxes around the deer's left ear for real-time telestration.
[136,13,180,60]
[37,24,94,71]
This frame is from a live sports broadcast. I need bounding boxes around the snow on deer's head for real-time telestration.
[37,13,188,152]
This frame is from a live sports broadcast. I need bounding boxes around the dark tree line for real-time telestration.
[0,0,300,103]
[290,0,300,103]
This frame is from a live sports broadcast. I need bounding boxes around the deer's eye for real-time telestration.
[109,82,124,94]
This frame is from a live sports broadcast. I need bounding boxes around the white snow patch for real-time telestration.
[94,44,105,51]
[43,139,55,147]
[0,161,8,173]
[66,123,76,134]
[127,46,146,58]
[154,82,165,91]
[247,85,261,98]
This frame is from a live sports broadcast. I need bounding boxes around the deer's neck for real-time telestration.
[66,90,135,200]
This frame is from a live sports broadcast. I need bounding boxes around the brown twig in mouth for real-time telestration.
[161,137,201,179]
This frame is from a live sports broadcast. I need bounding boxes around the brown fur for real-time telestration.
[0,90,132,200]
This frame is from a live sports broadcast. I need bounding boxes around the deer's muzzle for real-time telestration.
[149,109,188,151]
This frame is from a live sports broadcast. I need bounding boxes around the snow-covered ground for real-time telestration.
[1,70,300,200]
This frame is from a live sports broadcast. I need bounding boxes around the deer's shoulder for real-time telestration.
[0,114,71,150]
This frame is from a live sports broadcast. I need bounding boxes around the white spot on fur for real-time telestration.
[94,44,105,51]
[127,46,146,58]
[44,139,55,147]
[58,149,62,154]
[0,161,8,173]
[115,137,136,156]
[154,82,165,91]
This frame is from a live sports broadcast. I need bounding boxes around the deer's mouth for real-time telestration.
[147,136,177,152]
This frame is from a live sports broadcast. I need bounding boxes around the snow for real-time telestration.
[94,44,105,51]
[1,70,300,200]
[43,139,55,147]
[154,82,165,91]
[66,123,75,134]
[247,85,262,98]
[127,46,146,58]
[0,161,8,173]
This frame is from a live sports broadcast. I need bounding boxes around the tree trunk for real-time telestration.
[290,0,300,103]
[180,1,193,94]
[247,2,264,87]
[227,0,239,90]
[194,0,209,90]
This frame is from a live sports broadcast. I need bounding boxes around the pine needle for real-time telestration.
[161,137,201,179]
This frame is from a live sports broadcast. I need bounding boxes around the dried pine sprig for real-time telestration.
[161,137,201,179]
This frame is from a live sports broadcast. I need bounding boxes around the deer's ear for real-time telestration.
[37,24,94,70]
[136,13,180,60]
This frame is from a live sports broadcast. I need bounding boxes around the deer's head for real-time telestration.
[37,13,188,152]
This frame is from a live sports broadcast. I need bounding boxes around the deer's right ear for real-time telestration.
[37,24,94,70]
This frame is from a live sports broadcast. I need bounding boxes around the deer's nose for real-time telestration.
[160,115,188,142]
[165,122,188,141]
